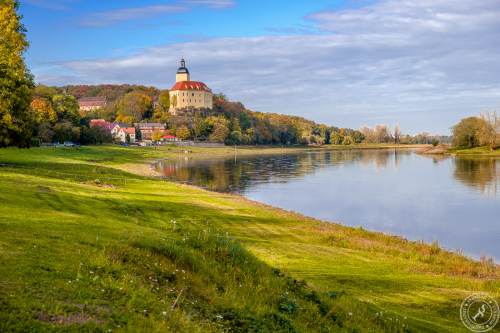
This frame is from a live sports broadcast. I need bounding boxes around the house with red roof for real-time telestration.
[117,127,136,143]
[161,134,179,143]
[169,59,213,114]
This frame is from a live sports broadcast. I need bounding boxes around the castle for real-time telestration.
[169,59,213,114]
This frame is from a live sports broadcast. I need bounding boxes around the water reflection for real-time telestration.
[156,149,500,259]
[454,157,499,195]
[156,149,414,193]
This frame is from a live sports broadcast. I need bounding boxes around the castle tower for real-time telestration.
[170,58,213,114]
[175,58,190,82]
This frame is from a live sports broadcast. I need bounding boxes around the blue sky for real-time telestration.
[20,0,500,134]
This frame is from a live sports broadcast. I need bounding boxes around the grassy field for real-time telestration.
[0,145,498,332]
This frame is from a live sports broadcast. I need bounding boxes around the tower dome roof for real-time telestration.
[176,58,189,74]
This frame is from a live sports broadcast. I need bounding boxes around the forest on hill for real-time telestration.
[29,84,441,146]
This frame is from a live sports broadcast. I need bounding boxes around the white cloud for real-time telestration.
[78,0,235,27]
[79,5,186,27]
[183,0,234,9]
[36,0,500,133]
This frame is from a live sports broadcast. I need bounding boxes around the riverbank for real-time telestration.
[0,145,498,332]
[450,146,500,157]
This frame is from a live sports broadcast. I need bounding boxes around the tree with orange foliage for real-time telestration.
[30,98,57,124]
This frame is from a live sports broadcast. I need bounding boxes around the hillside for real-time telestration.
[0,146,498,332]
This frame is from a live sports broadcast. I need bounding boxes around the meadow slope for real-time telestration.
[0,145,498,332]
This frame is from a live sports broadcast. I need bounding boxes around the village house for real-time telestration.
[110,122,129,138]
[169,59,213,114]
[117,127,136,143]
[135,123,166,140]
[161,135,179,143]
[78,97,107,112]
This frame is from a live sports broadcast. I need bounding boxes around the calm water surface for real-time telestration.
[156,149,500,260]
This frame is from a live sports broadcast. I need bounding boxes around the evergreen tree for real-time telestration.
[0,0,35,147]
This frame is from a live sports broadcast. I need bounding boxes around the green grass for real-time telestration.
[0,145,498,332]
[450,146,500,156]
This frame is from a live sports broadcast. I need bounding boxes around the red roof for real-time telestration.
[162,135,177,139]
[122,128,136,135]
[170,81,211,92]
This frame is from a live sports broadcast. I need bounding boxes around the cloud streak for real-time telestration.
[36,0,500,133]
[79,0,234,27]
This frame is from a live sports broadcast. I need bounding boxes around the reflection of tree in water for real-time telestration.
[156,149,411,193]
[454,157,499,195]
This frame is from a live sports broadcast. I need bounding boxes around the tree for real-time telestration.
[375,125,390,143]
[158,90,170,111]
[193,113,208,140]
[37,122,55,143]
[80,126,112,145]
[115,91,153,124]
[452,117,484,148]
[208,117,229,143]
[394,125,401,144]
[171,95,178,109]
[330,132,342,145]
[135,127,142,141]
[343,135,353,145]
[213,93,227,102]
[153,90,170,121]
[225,130,242,145]
[176,126,190,140]
[30,98,57,124]
[478,112,499,148]
[52,94,80,125]
[53,121,80,143]
[152,129,163,142]
[0,0,35,147]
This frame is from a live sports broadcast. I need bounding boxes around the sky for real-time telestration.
[19,0,500,134]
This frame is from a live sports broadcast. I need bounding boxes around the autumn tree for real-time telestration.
[30,98,57,124]
[206,116,229,143]
[478,112,499,148]
[0,0,35,147]
[193,113,208,140]
[452,117,484,148]
[175,125,190,140]
[153,90,170,121]
[343,135,353,145]
[152,129,163,142]
[115,91,153,124]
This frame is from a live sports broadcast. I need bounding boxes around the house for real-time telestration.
[78,97,107,112]
[110,122,129,138]
[169,59,213,114]
[161,135,180,143]
[117,127,136,143]
[135,122,166,140]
